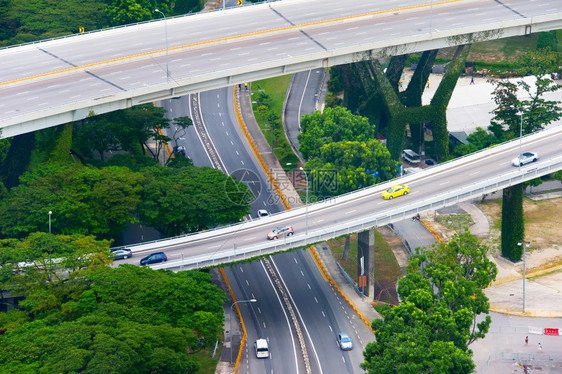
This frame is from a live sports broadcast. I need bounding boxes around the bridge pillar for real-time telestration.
[357,229,375,299]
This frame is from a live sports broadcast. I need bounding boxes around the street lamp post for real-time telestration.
[299,167,309,237]
[48,210,52,234]
[518,112,523,171]
[154,9,169,81]
[429,0,433,33]
[230,298,257,364]
[518,241,530,313]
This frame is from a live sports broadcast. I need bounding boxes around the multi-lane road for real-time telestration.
[160,88,284,217]
[113,124,562,270]
[224,249,375,374]
[2,0,561,137]
[157,80,374,372]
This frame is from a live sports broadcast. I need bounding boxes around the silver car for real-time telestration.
[511,152,538,166]
[110,248,133,260]
[337,333,353,350]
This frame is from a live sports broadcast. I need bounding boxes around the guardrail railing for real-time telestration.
[149,154,562,271]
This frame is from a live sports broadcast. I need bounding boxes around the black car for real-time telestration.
[110,248,133,260]
[140,252,167,265]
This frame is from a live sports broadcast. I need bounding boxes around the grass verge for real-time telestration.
[251,75,301,170]
[192,347,222,374]
[329,231,402,304]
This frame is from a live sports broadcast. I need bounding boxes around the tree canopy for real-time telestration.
[0,0,205,47]
[0,233,224,373]
[0,161,251,240]
[362,232,497,374]
[0,163,143,239]
[305,139,398,197]
[298,106,376,160]
[137,166,252,236]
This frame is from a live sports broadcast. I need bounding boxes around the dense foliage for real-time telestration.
[0,162,251,240]
[73,105,187,164]
[501,184,525,261]
[305,139,398,197]
[298,107,398,196]
[137,166,252,236]
[298,107,375,160]
[0,0,205,47]
[0,163,143,239]
[0,233,224,373]
[362,232,497,374]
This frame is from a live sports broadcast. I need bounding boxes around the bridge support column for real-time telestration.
[357,229,375,299]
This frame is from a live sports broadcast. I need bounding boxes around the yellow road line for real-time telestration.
[220,267,248,373]
[233,86,291,210]
[1,0,463,87]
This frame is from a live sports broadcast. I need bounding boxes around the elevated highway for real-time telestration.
[1,0,561,138]
[108,124,562,270]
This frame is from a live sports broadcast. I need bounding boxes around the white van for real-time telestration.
[402,149,420,164]
[255,338,269,358]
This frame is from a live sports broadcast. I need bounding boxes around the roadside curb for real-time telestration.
[420,219,445,243]
[308,246,375,333]
[219,267,246,374]
[233,86,292,210]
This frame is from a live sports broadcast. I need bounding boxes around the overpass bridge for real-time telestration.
[116,124,562,271]
[1,0,562,138]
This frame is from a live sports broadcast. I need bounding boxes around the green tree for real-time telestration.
[552,170,562,183]
[518,76,562,133]
[137,166,251,236]
[305,139,398,197]
[73,104,170,163]
[107,0,155,26]
[501,184,525,261]
[0,232,112,314]
[0,265,222,373]
[298,107,375,160]
[489,81,520,141]
[362,232,497,374]
[0,164,143,239]
[452,127,499,157]
[489,49,562,141]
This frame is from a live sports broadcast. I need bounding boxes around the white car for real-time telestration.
[257,209,270,218]
[511,152,538,166]
[337,333,353,350]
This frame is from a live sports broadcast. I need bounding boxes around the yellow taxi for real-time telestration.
[382,184,410,200]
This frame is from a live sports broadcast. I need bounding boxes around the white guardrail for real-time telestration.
[145,126,562,271]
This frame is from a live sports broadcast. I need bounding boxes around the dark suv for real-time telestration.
[140,252,167,265]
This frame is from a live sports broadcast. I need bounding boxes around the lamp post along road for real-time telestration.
[154,9,169,81]
[429,0,433,33]
[299,167,309,237]
[519,112,523,170]
[48,210,52,234]
[230,298,257,364]
[518,241,529,313]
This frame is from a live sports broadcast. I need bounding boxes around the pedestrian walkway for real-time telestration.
[236,85,303,208]
[311,244,381,325]
[424,198,562,318]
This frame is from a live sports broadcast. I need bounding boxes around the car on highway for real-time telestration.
[140,252,167,265]
[257,209,270,218]
[255,338,270,358]
[267,226,294,240]
[337,333,353,350]
[110,248,132,260]
[511,152,538,166]
[382,184,410,199]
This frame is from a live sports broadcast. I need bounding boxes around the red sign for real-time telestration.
[544,328,559,335]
